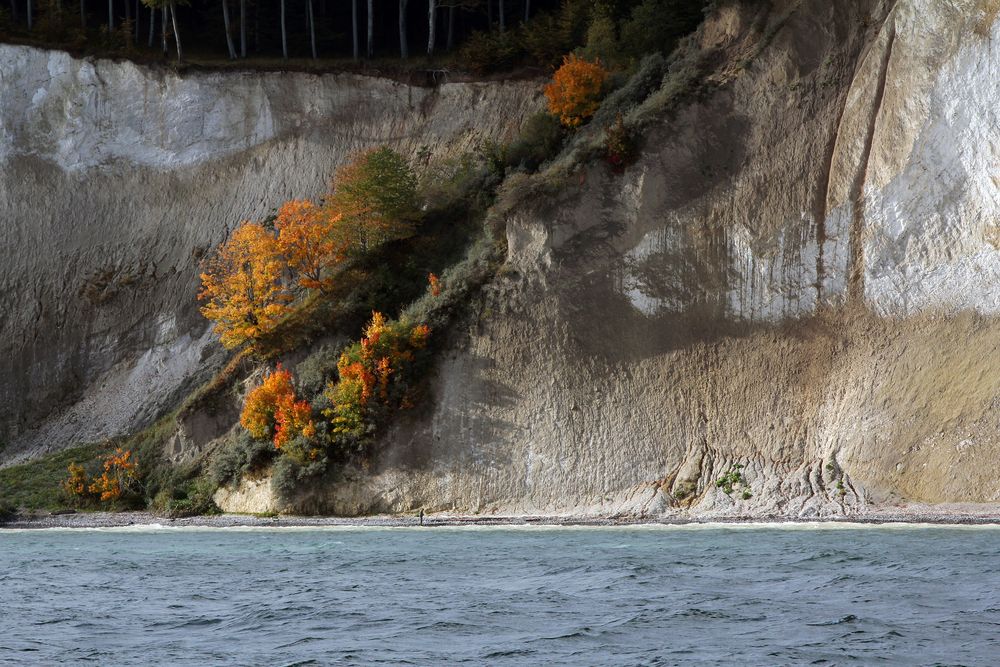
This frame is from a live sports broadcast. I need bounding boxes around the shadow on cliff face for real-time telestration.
[377,350,523,476]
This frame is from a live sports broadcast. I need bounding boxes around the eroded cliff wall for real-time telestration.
[269,0,1000,517]
[0,48,541,462]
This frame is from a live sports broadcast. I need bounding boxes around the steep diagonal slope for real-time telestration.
[264,0,999,517]
[0,47,541,463]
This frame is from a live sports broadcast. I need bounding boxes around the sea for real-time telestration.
[2,523,999,665]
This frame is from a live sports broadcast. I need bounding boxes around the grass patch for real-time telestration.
[0,442,105,510]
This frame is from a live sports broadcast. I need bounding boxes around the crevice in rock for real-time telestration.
[847,17,897,307]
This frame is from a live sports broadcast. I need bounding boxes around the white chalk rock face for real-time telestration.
[284,0,1000,518]
[0,44,542,462]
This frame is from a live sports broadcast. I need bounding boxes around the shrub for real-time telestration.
[716,463,749,497]
[271,455,328,506]
[590,52,667,127]
[295,343,345,397]
[240,365,316,450]
[506,112,567,172]
[604,113,636,171]
[151,477,221,518]
[544,54,609,128]
[418,152,496,215]
[88,448,140,502]
[323,312,431,439]
[63,448,141,506]
[209,430,277,487]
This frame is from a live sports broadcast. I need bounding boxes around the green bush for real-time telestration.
[295,343,345,397]
[151,476,221,517]
[590,52,668,126]
[271,455,328,506]
[209,430,277,487]
[419,153,491,215]
[506,112,567,172]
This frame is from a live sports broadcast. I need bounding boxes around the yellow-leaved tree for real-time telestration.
[275,199,346,292]
[199,222,291,350]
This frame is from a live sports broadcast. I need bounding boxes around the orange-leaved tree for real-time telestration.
[327,146,419,253]
[199,222,292,350]
[275,199,347,292]
[241,365,316,452]
[544,54,608,128]
[87,448,139,502]
[324,312,431,437]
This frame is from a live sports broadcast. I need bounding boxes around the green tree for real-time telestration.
[328,146,419,252]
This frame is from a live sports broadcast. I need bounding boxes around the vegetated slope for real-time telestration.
[0,44,542,465]
[233,0,999,517]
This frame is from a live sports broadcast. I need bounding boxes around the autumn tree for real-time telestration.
[275,199,346,292]
[327,146,419,253]
[88,448,139,502]
[199,222,291,350]
[544,53,608,127]
[324,312,430,437]
[64,449,139,504]
[241,365,316,456]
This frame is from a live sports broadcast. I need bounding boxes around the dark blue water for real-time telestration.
[3,524,1000,665]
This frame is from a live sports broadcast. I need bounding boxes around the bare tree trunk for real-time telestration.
[307,0,317,59]
[351,0,358,60]
[366,0,373,58]
[169,0,182,61]
[486,0,491,29]
[124,0,130,37]
[280,0,287,59]
[78,0,84,29]
[426,0,434,55]
[134,0,139,42]
[498,0,503,31]
[161,4,167,54]
[222,0,236,59]
[524,0,529,22]
[108,0,112,31]
[446,4,454,50]
[148,2,155,47]
[26,0,32,29]
[239,0,246,57]
[398,0,408,59]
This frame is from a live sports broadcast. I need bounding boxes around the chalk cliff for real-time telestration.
[227,0,999,517]
[4,0,999,519]
[0,47,541,462]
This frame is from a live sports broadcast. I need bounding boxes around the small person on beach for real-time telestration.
[419,509,424,526]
